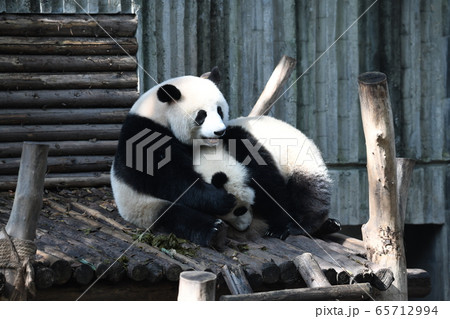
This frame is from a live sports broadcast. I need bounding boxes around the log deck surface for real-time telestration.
[0,186,423,301]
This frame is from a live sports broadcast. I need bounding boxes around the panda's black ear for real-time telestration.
[157,84,181,104]
[200,67,220,85]
[208,66,220,85]
[211,172,228,188]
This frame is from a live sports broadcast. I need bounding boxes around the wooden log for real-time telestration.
[0,172,111,191]
[0,124,121,142]
[0,108,128,125]
[294,253,331,288]
[221,265,253,295]
[220,283,373,301]
[0,72,137,90]
[127,263,149,282]
[0,55,137,72]
[177,271,217,301]
[0,14,138,37]
[73,264,94,286]
[5,142,49,240]
[70,202,127,232]
[0,89,138,109]
[33,264,55,290]
[0,140,118,158]
[36,250,72,285]
[323,233,366,256]
[407,268,431,298]
[147,262,165,284]
[248,55,297,116]
[0,155,113,175]
[358,72,407,301]
[0,37,138,55]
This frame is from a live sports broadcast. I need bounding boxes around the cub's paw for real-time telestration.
[207,219,228,251]
[265,227,290,240]
[215,191,237,216]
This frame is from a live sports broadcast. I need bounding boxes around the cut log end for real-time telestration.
[358,72,387,85]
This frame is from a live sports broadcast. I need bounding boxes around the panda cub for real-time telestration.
[111,68,237,249]
[194,115,339,241]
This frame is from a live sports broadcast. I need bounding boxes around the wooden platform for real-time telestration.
[0,187,431,301]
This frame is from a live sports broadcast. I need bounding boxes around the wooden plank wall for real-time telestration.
[0,0,448,226]
[0,13,138,188]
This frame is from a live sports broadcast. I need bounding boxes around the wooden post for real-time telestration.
[177,271,217,301]
[248,55,297,117]
[294,253,331,288]
[0,142,49,300]
[5,142,49,240]
[358,72,407,301]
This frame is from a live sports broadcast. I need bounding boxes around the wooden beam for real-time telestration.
[0,72,137,90]
[248,55,297,117]
[294,253,331,288]
[358,72,407,301]
[177,271,217,301]
[220,283,373,301]
[0,55,137,73]
[0,37,138,55]
[0,14,138,37]
[0,89,138,109]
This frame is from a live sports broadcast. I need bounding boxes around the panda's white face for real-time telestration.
[130,74,229,146]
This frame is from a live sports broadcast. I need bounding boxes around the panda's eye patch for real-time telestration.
[217,106,224,119]
[195,110,207,125]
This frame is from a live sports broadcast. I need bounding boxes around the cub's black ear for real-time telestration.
[200,67,220,85]
[211,172,228,188]
[157,84,181,104]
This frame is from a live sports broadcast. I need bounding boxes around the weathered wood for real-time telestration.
[0,89,138,109]
[0,14,138,37]
[0,108,128,125]
[0,72,137,90]
[146,262,164,284]
[220,283,373,301]
[0,37,138,55]
[0,55,136,72]
[407,268,431,298]
[5,142,49,240]
[358,72,407,301]
[127,263,149,282]
[0,155,113,175]
[248,55,297,117]
[0,140,118,158]
[73,264,94,286]
[294,253,331,288]
[0,124,121,142]
[396,158,415,229]
[221,265,253,295]
[33,264,54,290]
[36,250,72,285]
[0,172,111,191]
[177,271,217,301]
[323,233,366,256]
[70,202,128,232]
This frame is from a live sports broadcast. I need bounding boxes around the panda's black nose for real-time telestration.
[214,129,226,137]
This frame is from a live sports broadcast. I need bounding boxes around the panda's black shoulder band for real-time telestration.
[157,84,181,103]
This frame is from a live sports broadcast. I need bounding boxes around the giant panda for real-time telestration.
[111,68,238,249]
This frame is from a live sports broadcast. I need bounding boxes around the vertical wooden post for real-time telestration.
[358,72,407,301]
[0,142,49,300]
[177,271,217,301]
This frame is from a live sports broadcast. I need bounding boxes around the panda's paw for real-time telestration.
[208,219,228,251]
[265,227,290,241]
